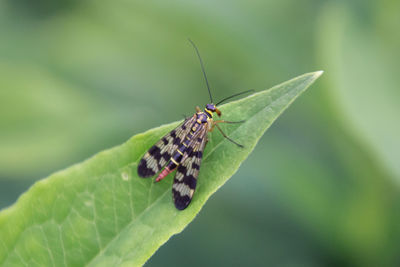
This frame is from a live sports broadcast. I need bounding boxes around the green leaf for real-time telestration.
[0,71,322,266]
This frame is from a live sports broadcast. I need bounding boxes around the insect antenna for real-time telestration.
[216,89,255,106]
[188,38,213,103]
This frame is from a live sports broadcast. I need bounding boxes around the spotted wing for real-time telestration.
[138,115,195,177]
[172,126,208,210]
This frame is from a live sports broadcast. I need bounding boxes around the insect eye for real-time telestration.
[206,104,215,111]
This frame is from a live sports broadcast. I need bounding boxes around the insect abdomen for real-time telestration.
[155,167,172,182]
[155,117,204,183]
[155,148,184,182]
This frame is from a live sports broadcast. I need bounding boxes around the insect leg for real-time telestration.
[215,124,244,148]
[213,120,245,124]
[209,120,245,132]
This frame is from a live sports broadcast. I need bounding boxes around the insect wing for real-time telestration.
[138,116,195,177]
[173,126,208,210]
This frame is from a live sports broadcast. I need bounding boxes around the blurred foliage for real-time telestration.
[0,0,399,266]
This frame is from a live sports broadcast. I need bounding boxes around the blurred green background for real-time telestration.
[1,0,399,266]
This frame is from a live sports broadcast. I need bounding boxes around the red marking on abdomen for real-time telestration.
[155,167,173,182]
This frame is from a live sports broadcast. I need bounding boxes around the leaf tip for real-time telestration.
[314,70,324,78]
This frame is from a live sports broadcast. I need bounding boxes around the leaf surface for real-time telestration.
[0,71,322,266]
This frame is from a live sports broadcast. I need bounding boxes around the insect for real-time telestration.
[138,39,253,210]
